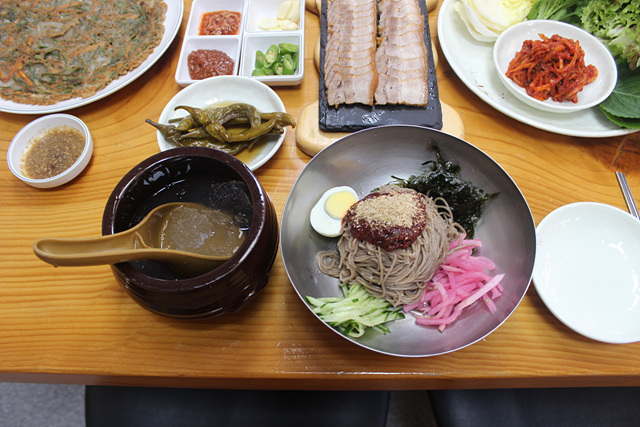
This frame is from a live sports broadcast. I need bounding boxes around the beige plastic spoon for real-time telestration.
[33,202,233,275]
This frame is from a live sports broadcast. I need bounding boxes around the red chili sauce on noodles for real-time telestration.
[199,11,241,35]
[344,190,427,251]
[187,49,235,80]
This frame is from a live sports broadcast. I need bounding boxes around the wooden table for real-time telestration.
[2,1,639,390]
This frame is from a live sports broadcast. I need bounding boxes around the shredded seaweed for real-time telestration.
[392,143,499,237]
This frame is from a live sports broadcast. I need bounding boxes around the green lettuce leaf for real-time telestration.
[580,1,640,71]
[526,0,583,25]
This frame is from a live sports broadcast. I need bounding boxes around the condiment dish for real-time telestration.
[185,0,247,37]
[156,75,287,170]
[239,33,303,85]
[175,0,245,86]
[7,114,92,189]
[240,0,305,86]
[175,0,305,86]
[493,20,617,114]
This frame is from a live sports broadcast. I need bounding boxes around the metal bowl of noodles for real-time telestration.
[280,125,536,357]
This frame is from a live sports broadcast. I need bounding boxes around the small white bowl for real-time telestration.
[155,75,287,170]
[493,20,617,114]
[7,114,92,189]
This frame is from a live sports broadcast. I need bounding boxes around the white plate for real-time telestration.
[156,75,286,170]
[0,0,183,115]
[437,0,635,137]
[494,20,617,114]
[533,202,640,343]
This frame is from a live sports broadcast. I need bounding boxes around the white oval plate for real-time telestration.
[156,75,286,171]
[533,202,640,343]
[437,0,636,137]
[0,0,183,115]
[494,20,617,114]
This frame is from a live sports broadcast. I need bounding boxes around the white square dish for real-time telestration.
[240,33,304,86]
[175,36,241,86]
[245,0,303,33]
[186,0,246,37]
[176,0,304,86]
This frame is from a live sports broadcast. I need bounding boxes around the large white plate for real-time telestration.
[533,202,640,343]
[156,75,286,171]
[437,0,635,138]
[0,0,183,115]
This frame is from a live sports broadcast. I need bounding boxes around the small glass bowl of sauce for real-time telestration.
[7,114,92,188]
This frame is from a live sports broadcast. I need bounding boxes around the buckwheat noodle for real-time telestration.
[317,185,462,306]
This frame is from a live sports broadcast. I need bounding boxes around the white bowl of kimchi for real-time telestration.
[493,20,617,114]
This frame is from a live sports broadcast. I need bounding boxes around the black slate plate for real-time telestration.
[319,0,442,132]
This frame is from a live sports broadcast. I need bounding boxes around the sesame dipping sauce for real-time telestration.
[22,125,85,179]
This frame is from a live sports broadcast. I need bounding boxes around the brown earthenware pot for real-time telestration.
[102,147,278,319]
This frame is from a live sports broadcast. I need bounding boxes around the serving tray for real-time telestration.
[318,0,442,132]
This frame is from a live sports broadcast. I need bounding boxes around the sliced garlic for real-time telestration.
[285,1,300,23]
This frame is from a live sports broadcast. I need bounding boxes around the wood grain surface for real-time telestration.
[1,0,639,390]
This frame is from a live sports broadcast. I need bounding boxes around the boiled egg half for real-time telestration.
[310,186,358,237]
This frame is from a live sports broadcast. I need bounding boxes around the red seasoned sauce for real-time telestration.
[187,49,234,80]
[344,189,427,251]
[199,10,241,35]
[506,34,598,103]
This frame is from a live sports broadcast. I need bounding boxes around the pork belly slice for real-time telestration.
[374,0,429,106]
[375,76,429,106]
[324,0,378,107]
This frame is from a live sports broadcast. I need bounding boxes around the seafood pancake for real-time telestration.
[0,0,167,105]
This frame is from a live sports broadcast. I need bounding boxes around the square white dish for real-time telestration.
[175,36,241,86]
[175,0,304,87]
[245,0,303,33]
[186,0,246,37]
[239,33,304,86]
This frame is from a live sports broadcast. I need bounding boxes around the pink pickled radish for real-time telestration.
[404,236,504,332]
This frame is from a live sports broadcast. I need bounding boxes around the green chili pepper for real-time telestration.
[255,50,265,68]
[174,105,211,126]
[175,116,197,131]
[282,53,296,75]
[146,105,296,156]
[252,68,266,76]
[263,44,279,68]
[273,61,284,75]
[278,43,299,55]
[145,119,183,145]
[205,116,284,143]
